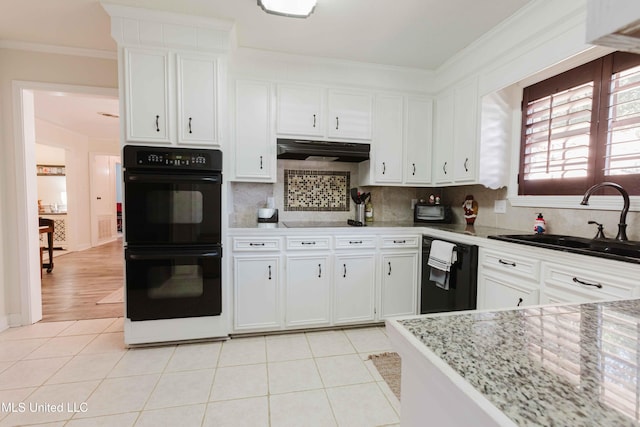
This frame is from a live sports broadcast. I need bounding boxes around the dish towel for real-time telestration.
[427,240,457,290]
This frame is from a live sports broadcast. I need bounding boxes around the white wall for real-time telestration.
[0,48,117,327]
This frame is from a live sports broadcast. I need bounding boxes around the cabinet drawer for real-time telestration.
[233,237,281,251]
[379,235,420,249]
[542,262,636,301]
[481,249,540,282]
[286,236,331,250]
[335,236,377,250]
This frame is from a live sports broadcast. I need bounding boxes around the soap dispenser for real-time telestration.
[534,213,546,234]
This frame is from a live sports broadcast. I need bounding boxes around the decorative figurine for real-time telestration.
[435,195,441,205]
[534,213,546,234]
[429,194,435,204]
[462,195,478,225]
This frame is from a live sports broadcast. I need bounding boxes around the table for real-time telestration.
[39,219,54,273]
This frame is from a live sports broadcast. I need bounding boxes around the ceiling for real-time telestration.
[4,0,535,139]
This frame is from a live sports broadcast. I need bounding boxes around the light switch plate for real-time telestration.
[494,199,507,214]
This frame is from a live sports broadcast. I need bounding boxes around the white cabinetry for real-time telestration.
[234,255,281,331]
[124,48,171,143]
[477,247,540,310]
[372,94,404,183]
[540,262,638,304]
[334,236,377,324]
[327,89,373,140]
[433,77,479,185]
[124,47,220,147]
[379,236,420,319]
[276,84,323,136]
[233,80,275,182]
[286,255,331,327]
[404,97,433,185]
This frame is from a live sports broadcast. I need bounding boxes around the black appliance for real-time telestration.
[414,203,452,223]
[421,235,478,314]
[123,145,223,321]
[276,138,370,162]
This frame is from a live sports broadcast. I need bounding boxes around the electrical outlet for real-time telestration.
[411,199,418,209]
[494,200,507,214]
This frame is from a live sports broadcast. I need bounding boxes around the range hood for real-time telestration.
[276,139,370,162]
[587,1,640,54]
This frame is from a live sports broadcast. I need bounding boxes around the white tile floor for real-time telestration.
[0,319,400,426]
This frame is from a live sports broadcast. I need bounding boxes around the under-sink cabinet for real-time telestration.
[379,236,420,319]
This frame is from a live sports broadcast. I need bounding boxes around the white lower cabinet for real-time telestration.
[285,255,331,327]
[480,273,538,310]
[379,252,418,319]
[540,261,638,304]
[233,256,281,331]
[334,253,376,324]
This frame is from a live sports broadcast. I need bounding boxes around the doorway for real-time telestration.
[14,81,121,325]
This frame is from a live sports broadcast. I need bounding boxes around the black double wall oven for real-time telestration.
[123,145,222,321]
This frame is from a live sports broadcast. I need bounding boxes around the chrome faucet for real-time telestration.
[580,182,629,241]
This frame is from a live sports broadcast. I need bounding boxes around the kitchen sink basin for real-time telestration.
[488,234,640,263]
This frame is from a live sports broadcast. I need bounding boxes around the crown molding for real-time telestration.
[0,40,117,60]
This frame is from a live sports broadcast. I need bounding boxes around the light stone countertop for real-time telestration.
[396,299,640,426]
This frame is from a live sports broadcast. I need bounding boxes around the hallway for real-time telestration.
[41,239,124,322]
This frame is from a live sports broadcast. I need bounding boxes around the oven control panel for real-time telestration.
[123,145,223,171]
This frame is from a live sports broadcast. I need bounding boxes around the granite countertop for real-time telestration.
[398,299,640,426]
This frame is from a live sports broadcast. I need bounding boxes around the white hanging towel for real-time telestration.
[427,240,457,290]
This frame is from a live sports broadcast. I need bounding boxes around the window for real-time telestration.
[519,52,640,196]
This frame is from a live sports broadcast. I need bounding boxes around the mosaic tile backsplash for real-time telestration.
[284,169,350,211]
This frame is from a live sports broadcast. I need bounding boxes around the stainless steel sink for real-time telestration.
[488,234,640,263]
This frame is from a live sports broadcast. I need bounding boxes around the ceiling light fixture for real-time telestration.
[258,0,317,18]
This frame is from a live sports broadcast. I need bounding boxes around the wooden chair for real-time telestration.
[39,217,54,274]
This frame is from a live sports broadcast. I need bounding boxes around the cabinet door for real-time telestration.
[373,95,403,183]
[334,253,376,324]
[124,48,171,143]
[404,98,433,185]
[276,85,323,136]
[327,90,372,140]
[234,80,275,181]
[234,256,280,331]
[286,255,331,327]
[480,274,538,310]
[177,54,217,145]
[433,90,454,184]
[453,77,479,182]
[380,252,418,319]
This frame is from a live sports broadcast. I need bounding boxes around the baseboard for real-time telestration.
[0,315,8,333]
[75,243,91,251]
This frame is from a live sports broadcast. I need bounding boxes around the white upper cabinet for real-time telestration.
[124,47,221,147]
[233,80,275,182]
[276,84,323,136]
[372,94,404,183]
[176,54,218,145]
[433,89,454,184]
[327,89,373,140]
[433,77,479,185]
[404,97,433,185]
[124,48,171,143]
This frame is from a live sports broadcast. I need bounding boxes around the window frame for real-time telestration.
[518,51,640,196]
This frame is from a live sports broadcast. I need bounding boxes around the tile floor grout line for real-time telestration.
[305,329,340,427]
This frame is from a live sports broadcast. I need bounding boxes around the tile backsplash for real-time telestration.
[284,169,350,211]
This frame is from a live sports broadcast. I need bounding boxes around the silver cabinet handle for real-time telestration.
[412,163,416,176]
[464,157,469,172]
[393,240,406,244]
[573,277,603,289]
[318,263,322,278]
[249,243,265,247]
[188,117,193,134]
[498,259,516,267]
[349,240,363,245]
[343,263,346,278]
[268,265,272,280]
[313,114,316,128]
[382,162,386,175]
[336,116,339,130]
[155,115,160,132]
[388,261,392,276]
[259,156,263,170]
[301,241,316,245]
[443,162,447,174]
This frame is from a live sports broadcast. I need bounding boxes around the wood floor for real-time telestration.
[41,238,124,322]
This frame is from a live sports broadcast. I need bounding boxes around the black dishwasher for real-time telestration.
[421,235,478,314]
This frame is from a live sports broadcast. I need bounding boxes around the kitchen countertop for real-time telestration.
[389,299,640,426]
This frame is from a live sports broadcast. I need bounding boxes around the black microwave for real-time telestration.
[414,204,452,223]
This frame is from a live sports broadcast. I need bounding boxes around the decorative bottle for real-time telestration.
[534,213,546,234]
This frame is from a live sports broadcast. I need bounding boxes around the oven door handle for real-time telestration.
[126,173,221,184]
[126,250,222,260]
